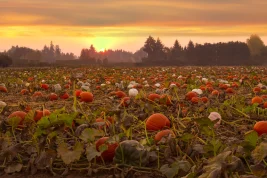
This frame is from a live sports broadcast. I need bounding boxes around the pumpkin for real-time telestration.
[60,92,70,100]
[148,93,161,102]
[34,109,51,122]
[191,97,200,104]
[185,91,197,100]
[0,86,7,93]
[49,93,58,101]
[75,90,82,97]
[253,87,261,93]
[254,121,267,135]
[251,96,263,104]
[225,88,234,94]
[201,97,208,103]
[115,91,127,98]
[20,89,29,95]
[264,102,267,109]
[114,140,150,166]
[41,84,49,90]
[32,91,43,98]
[155,129,175,142]
[8,111,27,127]
[211,90,219,96]
[95,137,118,161]
[145,113,170,131]
[80,92,93,102]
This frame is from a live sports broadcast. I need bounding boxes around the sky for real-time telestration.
[0,0,267,55]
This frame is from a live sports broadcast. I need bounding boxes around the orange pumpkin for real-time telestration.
[264,102,267,109]
[80,92,93,102]
[75,90,82,97]
[191,97,200,104]
[155,129,175,142]
[115,91,127,98]
[225,88,234,94]
[201,97,208,103]
[60,92,70,99]
[0,86,7,93]
[251,96,263,104]
[32,91,43,98]
[34,109,51,122]
[254,121,267,135]
[8,111,27,127]
[148,93,161,102]
[41,84,49,90]
[95,137,118,161]
[49,93,58,101]
[20,89,29,95]
[211,90,219,96]
[185,91,197,100]
[146,113,170,131]
[253,87,261,94]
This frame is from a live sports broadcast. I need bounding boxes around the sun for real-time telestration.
[99,48,105,52]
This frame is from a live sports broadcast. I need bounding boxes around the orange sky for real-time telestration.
[0,0,267,55]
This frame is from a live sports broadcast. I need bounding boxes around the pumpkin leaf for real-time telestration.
[7,116,21,128]
[4,163,23,174]
[35,149,57,169]
[79,128,104,142]
[251,142,267,164]
[86,144,101,162]
[251,164,267,177]
[160,160,191,178]
[57,141,83,164]
[242,130,258,149]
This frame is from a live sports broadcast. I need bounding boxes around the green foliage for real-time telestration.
[160,160,191,178]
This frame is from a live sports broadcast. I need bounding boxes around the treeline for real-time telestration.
[141,35,267,66]
[0,34,267,67]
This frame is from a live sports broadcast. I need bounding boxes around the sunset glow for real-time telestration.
[0,0,267,54]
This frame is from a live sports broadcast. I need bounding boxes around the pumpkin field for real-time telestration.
[1,66,267,178]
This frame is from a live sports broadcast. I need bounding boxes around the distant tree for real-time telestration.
[133,47,147,62]
[0,54,12,67]
[97,58,102,65]
[171,40,183,62]
[55,45,61,60]
[246,34,265,56]
[103,58,108,65]
[155,38,165,61]
[143,36,156,60]
[186,40,195,64]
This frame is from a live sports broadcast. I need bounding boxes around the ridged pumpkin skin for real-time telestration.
[254,121,267,135]
[8,111,27,126]
[146,113,170,131]
[95,137,118,161]
[155,129,175,142]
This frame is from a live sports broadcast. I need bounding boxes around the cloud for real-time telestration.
[0,0,266,27]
